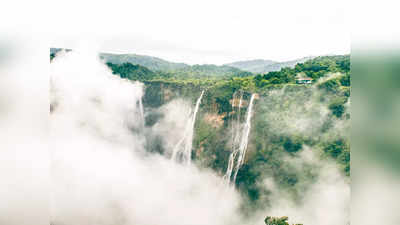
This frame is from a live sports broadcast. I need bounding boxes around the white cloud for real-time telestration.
[50,48,243,225]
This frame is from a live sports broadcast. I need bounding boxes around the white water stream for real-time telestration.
[224,93,255,185]
[171,90,205,165]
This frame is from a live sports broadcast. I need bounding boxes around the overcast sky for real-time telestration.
[48,0,350,65]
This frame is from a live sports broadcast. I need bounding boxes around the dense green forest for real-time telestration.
[105,54,350,93]
[99,54,351,210]
[107,61,253,80]
[51,50,350,221]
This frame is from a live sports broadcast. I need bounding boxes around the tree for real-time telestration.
[265,216,303,225]
[328,97,347,118]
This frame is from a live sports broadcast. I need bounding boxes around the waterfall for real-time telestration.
[138,97,145,128]
[232,93,255,182]
[223,92,243,184]
[171,90,205,165]
[224,93,255,185]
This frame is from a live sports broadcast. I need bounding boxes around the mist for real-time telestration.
[250,147,350,225]
[150,99,193,157]
[0,40,49,225]
[50,49,242,225]
[242,78,350,224]
[49,48,350,225]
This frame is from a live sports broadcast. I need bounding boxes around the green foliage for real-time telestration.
[236,163,262,201]
[328,97,347,118]
[102,53,252,80]
[318,79,341,93]
[283,136,303,153]
[169,64,253,79]
[252,55,350,88]
[106,62,157,81]
[340,73,351,86]
[322,139,350,176]
[265,216,303,225]
[323,139,345,158]
[142,82,164,108]
[294,55,350,80]
[227,82,350,208]
[265,216,288,225]
[51,50,350,96]
[263,67,296,84]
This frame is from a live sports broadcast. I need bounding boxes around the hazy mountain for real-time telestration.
[51,48,312,75]
[225,59,277,73]
[226,56,315,74]
[260,56,315,73]
[99,53,189,71]
[100,53,252,78]
[51,48,252,78]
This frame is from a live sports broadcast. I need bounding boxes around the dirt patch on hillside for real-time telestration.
[204,113,225,128]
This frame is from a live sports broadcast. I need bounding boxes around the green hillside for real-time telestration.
[99,52,188,71]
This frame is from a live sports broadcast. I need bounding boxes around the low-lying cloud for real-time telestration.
[50,49,241,225]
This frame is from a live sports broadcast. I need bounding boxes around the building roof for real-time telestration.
[296,77,313,80]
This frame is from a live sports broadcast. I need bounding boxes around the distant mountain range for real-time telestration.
[100,52,314,74]
[224,57,315,74]
[100,53,254,78]
[224,59,277,72]
[50,47,314,76]
[99,53,188,71]
[51,48,187,71]
[51,48,252,78]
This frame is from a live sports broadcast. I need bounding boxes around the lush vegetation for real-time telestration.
[106,62,158,81]
[130,55,350,213]
[162,64,253,79]
[105,54,350,95]
[294,55,350,79]
[51,48,349,92]
[100,52,253,79]
[105,61,252,80]
[265,216,302,225]
[253,55,350,87]
[50,51,350,216]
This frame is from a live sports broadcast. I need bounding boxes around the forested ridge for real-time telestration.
[104,54,350,93]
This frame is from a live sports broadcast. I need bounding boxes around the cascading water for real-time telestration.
[223,92,243,184]
[138,97,145,127]
[171,90,205,165]
[232,93,255,182]
[224,93,256,185]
